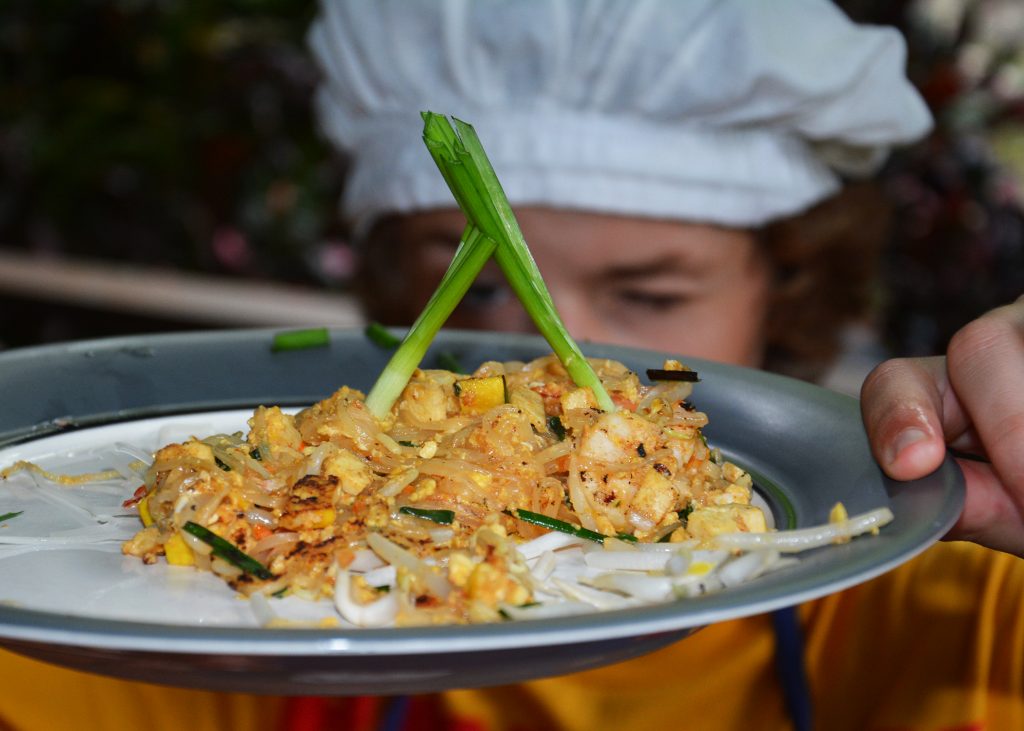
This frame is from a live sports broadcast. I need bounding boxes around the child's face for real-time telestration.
[369,206,773,367]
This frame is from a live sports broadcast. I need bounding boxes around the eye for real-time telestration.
[613,288,689,310]
[463,280,512,308]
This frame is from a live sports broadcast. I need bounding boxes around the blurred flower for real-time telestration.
[211,226,252,272]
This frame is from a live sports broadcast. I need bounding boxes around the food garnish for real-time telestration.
[364,322,401,349]
[272,328,330,352]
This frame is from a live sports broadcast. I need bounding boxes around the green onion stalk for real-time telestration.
[364,112,615,418]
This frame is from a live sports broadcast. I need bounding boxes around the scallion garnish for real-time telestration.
[548,416,566,441]
[398,506,455,525]
[272,328,329,352]
[506,508,636,544]
[364,225,496,418]
[0,510,23,523]
[365,322,402,349]
[182,521,274,580]
[432,115,616,412]
[436,351,465,373]
[363,113,615,418]
[646,368,700,382]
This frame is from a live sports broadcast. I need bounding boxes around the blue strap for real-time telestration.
[771,606,813,731]
[379,695,411,731]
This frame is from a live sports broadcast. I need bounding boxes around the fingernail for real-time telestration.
[888,427,928,466]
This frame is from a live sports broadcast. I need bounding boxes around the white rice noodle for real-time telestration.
[638,381,694,411]
[497,600,597,621]
[673,573,725,598]
[238,484,286,511]
[515,531,586,560]
[717,550,781,588]
[566,453,599,531]
[584,572,675,602]
[179,529,214,556]
[109,442,153,480]
[334,569,399,627]
[713,507,894,553]
[366,532,452,600]
[418,458,494,479]
[361,564,397,587]
[303,443,334,476]
[25,474,108,524]
[428,527,455,544]
[584,550,673,572]
[631,539,698,553]
[665,552,691,575]
[250,530,300,557]
[187,489,228,524]
[113,442,155,466]
[550,577,640,611]
[347,548,386,572]
[375,432,404,456]
[534,441,572,465]
[530,550,557,583]
[249,592,280,627]
[377,468,419,498]
[244,507,276,528]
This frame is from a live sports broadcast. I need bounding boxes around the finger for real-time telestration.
[860,356,967,480]
[946,458,1024,556]
[945,300,1024,518]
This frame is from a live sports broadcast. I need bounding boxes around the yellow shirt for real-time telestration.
[0,542,1020,731]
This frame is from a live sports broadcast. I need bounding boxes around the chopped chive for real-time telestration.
[498,601,540,620]
[272,328,329,352]
[249,447,262,461]
[506,508,636,544]
[365,322,402,349]
[646,368,700,382]
[182,521,274,580]
[398,440,417,448]
[398,506,455,525]
[436,351,465,373]
[0,510,23,523]
[548,416,566,441]
[374,585,391,593]
[214,457,232,472]
[271,587,288,598]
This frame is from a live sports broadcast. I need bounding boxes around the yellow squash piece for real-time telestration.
[456,375,508,415]
[164,532,195,566]
[138,495,154,527]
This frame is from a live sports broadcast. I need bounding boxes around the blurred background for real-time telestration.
[1,0,1023,361]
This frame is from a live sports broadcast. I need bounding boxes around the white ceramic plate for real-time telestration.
[0,330,963,694]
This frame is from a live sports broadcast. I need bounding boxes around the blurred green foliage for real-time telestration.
[0,0,346,283]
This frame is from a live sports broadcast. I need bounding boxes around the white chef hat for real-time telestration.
[309,0,932,235]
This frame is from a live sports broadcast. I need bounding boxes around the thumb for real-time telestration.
[860,356,957,480]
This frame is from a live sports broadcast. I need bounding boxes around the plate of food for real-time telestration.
[0,116,964,695]
[0,326,962,695]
